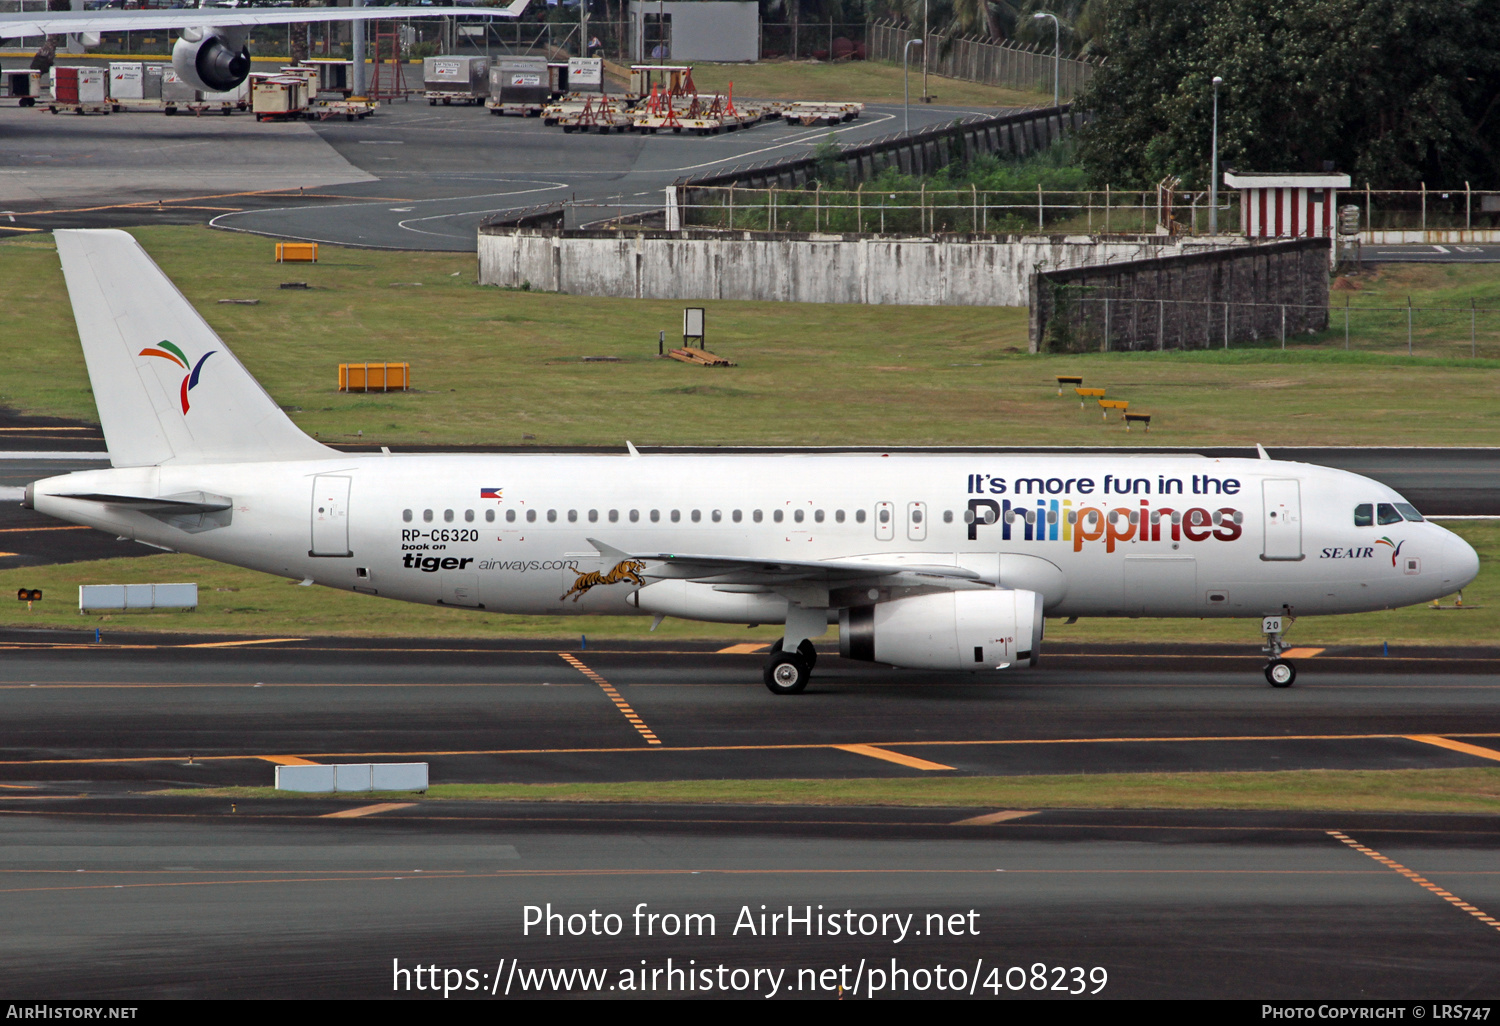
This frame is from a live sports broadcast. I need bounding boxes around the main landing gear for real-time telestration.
[1261,614,1296,688]
[763,638,818,695]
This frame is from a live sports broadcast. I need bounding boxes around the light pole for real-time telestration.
[921,0,928,102]
[1032,11,1059,108]
[904,37,923,134]
[1210,75,1223,233]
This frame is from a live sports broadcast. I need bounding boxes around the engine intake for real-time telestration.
[173,30,251,93]
[840,589,1043,670]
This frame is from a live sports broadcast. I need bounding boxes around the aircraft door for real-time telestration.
[907,501,927,541]
[1261,479,1303,561]
[875,502,895,541]
[310,475,352,557]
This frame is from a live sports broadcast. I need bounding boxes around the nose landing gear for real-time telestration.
[1261,614,1296,687]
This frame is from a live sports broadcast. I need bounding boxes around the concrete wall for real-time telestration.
[478,227,1255,307]
[629,1,759,63]
[1029,238,1331,353]
[678,105,1084,196]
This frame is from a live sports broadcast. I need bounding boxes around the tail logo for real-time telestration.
[139,340,216,414]
[1375,537,1404,566]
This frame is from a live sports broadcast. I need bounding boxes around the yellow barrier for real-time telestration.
[339,362,409,392]
[1099,398,1129,419]
[276,242,319,263]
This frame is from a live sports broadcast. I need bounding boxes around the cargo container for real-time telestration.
[567,57,604,93]
[108,62,145,100]
[49,66,110,113]
[201,77,250,113]
[1,70,42,106]
[161,67,197,110]
[486,55,548,114]
[252,76,307,120]
[423,55,489,105]
[303,59,352,95]
[143,63,164,100]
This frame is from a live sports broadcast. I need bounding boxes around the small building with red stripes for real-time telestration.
[1223,171,1351,238]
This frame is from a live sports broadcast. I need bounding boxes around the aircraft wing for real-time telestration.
[0,2,529,41]
[586,538,989,591]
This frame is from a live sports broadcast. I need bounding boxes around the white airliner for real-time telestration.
[25,230,1481,693]
[0,2,528,96]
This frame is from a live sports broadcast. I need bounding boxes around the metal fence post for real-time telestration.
[1407,296,1413,355]
[1223,301,1229,349]
[1345,298,1350,349]
[1158,299,1165,351]
[1281,306,1286,349]
[1472,298,1477,358]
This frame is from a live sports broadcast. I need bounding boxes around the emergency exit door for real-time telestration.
[1261,479,1303,561]
[310,475,352,557]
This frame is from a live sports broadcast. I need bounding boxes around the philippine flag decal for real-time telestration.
[480,487,503,500]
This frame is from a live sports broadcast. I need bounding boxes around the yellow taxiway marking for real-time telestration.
[834,744,954,771]
[0,427,94,432]
[559,653,661,746]
[0,784,37,790]
[179,639,304,649]
[6,731,1500,768]
[716,642,771,654]
[0,525,89,534]
[0,552,16,558]
[1329,831,1500,933]
[258,756,320,766]
[1279,647,1325,659]
[0,225,41,233]
[320,803,416,819]
[951,810,1039,826]
[1406,735,1500,763]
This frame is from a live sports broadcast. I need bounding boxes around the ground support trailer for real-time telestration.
[783,100,862,126]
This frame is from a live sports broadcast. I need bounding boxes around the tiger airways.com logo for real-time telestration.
[139,340,216,414]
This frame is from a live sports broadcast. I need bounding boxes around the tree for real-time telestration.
[1075,0,1500,188]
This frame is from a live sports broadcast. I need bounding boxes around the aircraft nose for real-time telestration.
[1441,530,1481,591]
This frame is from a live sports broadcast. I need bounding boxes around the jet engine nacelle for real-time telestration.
[840,589,1043,670]
[173,26,251,93]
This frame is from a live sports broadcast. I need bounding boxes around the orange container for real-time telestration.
[339,362,409,392]
[275,242,319,263]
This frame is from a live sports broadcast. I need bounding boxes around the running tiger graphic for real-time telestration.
[560,559,647,602]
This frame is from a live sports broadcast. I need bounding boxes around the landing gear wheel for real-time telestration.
[764,654,810,695]
[1265,660,1296,688]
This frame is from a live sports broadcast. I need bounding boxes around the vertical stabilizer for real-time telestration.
[54,229,333,467]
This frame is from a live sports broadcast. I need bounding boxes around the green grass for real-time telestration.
[5,227,1500,447]
[163,767,1500,814]
[683,60,1051,108]
[3,521,1492,644]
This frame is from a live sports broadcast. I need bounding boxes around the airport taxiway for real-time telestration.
[1,637,1499,997]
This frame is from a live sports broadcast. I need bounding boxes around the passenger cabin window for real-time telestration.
[773,510,784,523]
[609,510,619,522]
[793,510,804,523]
[943,510,953,523]
[814,510,824,523]
[650,510,660,523]
[1354,504,1373,527]
[1394,502,1425,522]
[711,510,721,523]
[464,509,474,522]
[506,509,516,522]
[670,510,680,523]
[732,510,742,523]
[835,510,845,523]
[567,510,577,523]
[547,509,557,523]
[402,509,413,522]
[588,510,598,523]
[1377,502,1403,526]
[423,509,434,523]
[855,509,867,523]
[691,510,701,523]
[444,509,454,523]
[753,510,762,523]
[878,508,891,524]
[526,509,537,523]
[630,510,640,522]
[486,509,495,522]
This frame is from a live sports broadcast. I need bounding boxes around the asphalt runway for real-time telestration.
[0,94,990,250]
[1364,243,1500,263]
[1,638,1499,997]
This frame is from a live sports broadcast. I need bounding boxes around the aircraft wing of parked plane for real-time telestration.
[25,230,1482,696]
[0,4,530,40]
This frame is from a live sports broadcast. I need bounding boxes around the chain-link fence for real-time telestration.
[1038,292,1500,358]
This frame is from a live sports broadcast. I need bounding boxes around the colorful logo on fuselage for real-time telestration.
[1375,537,1404,566]
[139,340,215,414]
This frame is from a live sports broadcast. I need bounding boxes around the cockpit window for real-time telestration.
[1376,502,1403,526]
[1393,502,1424,522]
[1354,503,1373,527]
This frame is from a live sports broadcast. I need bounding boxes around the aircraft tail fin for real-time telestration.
[54,229,333,467]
